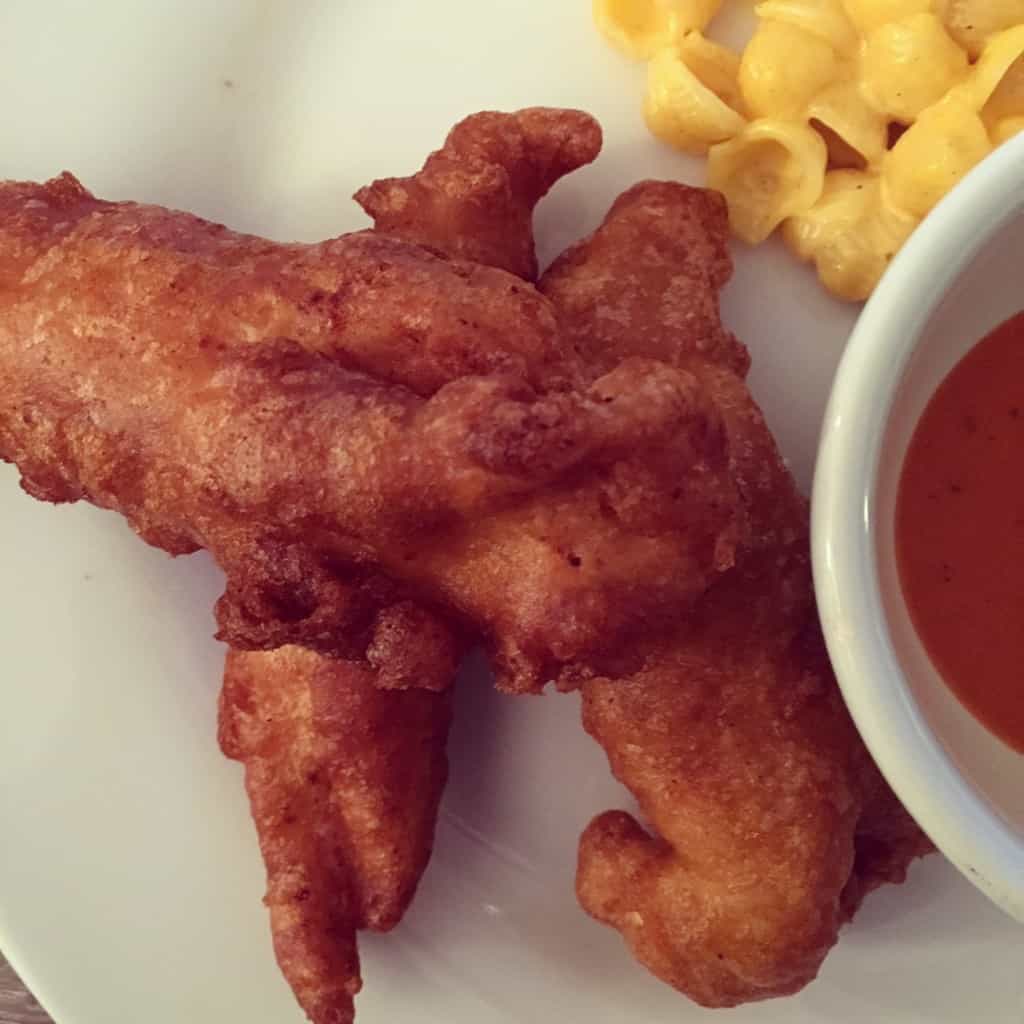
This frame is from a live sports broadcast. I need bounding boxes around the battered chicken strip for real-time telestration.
[219,108,600,668]
[218,108,604,1024]
[0,170,744,693]
[537,182,931,1006]
[220,113,601,1024]
[574,488,916,1007]
[356,107,602,281]
[219,647,454,1024]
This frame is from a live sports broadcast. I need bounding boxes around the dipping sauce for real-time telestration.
[896,311,1024,754]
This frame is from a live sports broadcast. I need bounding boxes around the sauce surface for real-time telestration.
[896,311,1024,754]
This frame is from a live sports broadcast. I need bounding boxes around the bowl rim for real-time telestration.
[812,131,1024,921]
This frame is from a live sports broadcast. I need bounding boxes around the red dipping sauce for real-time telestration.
[896,311,1024,754]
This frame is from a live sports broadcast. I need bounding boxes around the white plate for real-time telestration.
[0,3,1020,1023]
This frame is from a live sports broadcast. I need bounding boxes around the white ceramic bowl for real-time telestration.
[813,133,1024,921]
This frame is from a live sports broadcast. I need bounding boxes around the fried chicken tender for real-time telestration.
[0,168,744,693]
[536,181,931,1006]
[356,107,603,281]
[219,647,454,1024]
[3,178,567,398]
[219,112,599,1024]
[219,108,600,670]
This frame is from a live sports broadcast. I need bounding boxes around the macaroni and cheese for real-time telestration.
[594,0,1024,299]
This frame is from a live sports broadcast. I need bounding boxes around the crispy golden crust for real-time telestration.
[540,181,750,379]
[409,356,743,691]
[578,693,855,1005]
[0,172,744,692]
[214,110,598,668]
[211,537,461,691]
[0,173,566,397]
[576,493,932,1005]
[576,543,861,1006]
[219,647,454,1024]
[360,123,743,690]
[546,181,932,1006]
[217,110,577,1024]
[356,108,603,281]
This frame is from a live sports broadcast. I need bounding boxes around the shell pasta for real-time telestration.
[707,119,827,242]
[644,36,746,153]
[595,0,1024,299]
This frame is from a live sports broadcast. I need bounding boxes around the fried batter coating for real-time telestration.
[576,511,889,1006]
[538,181,931,1005]
[367,117,746,692]
[218,109,600,668]
[0,174,566,397]
[356,108,603,281]
[407,356,742,691]
[217,111,583,1024]
[541,181,750,378]
[577,483,930,1004]
[0,172,743,693]
[219,647,454,1024]
[213,536,463,690]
